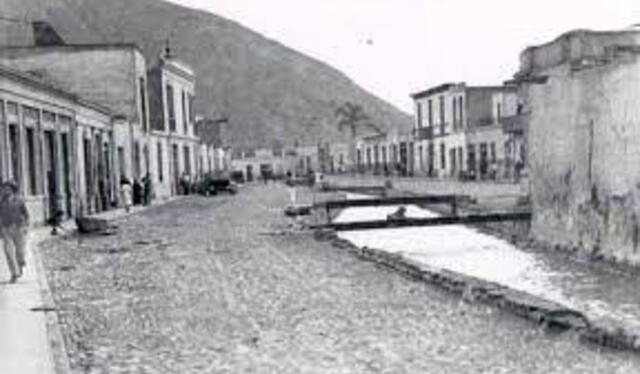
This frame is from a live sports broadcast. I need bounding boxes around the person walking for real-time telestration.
[143,174,153,206]
[0,181,30,283]
[120,178,133,213]
[133,179,143,205]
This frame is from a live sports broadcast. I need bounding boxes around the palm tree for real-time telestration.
[335,102,386,173]
[335,102,371,172]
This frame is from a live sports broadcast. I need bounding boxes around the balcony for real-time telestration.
[500,112,530,134]
[413,126,434,140]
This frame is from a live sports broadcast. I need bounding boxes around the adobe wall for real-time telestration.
[527,54,640,264]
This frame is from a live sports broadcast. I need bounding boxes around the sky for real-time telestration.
[169,0,640,113]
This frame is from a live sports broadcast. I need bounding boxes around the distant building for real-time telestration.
[231,148,296,182]
[195,117,230,175]
[410,83,517,180]
[147,48,198,196]
[0,63,114,222]
[514,28,640,264]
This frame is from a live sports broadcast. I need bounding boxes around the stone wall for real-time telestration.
[526,50,640,264]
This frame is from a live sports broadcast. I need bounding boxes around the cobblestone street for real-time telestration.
[41,184,640,373]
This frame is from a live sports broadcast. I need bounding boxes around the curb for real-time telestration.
[316,229,640,353]
[31,229,73,374]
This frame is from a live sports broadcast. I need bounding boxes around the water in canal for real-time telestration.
[335,200,640,333]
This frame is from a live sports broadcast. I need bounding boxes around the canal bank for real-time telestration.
[309,188,640,353]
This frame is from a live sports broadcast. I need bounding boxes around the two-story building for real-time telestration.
[411,83,517,180]
[148,48,198,197]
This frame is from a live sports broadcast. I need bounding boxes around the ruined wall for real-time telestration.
[528,54,640,264]
[519,30,640,77]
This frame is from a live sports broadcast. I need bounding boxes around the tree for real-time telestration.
[335,102,369,139]
[335,102,385,173]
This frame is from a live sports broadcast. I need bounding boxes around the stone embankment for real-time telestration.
[313,226,640,352]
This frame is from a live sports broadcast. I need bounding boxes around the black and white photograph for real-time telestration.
[1,0,640,372]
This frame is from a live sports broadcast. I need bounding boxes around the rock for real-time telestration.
[75,216,114,234]
[284,205,312,217]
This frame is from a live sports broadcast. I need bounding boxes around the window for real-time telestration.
[416,102,423,127]
[157,142,164,182]
[440,143,446,170]
[497,103,502,120]
[181,90,188,134]
[139,77,148,132]
[188,94,196,123]
[428,100,433,126]
[452,97,457,130]
[459,97,464,127]
[166,84,175,132]
[439,96,445,135]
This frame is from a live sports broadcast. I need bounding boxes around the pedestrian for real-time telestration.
[0,181,29,284]
[120,178,133,213]
[143,174,153,206]
[133,179,143,205]
[180,172,190,195]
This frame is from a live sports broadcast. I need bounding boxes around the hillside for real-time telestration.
[0,0,413,148]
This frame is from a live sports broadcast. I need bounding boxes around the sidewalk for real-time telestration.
[0,197,182,374]
[0,228,59,374]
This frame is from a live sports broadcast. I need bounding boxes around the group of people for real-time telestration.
[120,174,154,213]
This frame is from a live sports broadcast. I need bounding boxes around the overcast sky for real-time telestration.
[169,0,640,113]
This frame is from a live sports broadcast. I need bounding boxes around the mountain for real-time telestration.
[0,0,413,148]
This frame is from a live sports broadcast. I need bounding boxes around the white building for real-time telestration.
[148,48,199,197]
[411,83,517,180]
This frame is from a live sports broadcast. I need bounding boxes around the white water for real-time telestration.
[337,203,570,305]
[335,197,640,329]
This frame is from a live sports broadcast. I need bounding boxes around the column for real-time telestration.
[0,99,7,181]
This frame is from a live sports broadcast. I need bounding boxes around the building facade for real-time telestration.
[231,148,296,182]
[515,28,640,264]
[0,64,115,223]
[148,50,198,196]
[411,83,517,180]
[0,44,152,188]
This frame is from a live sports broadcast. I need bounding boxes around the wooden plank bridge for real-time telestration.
[312,194,531,231]
[313,211,532,231]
